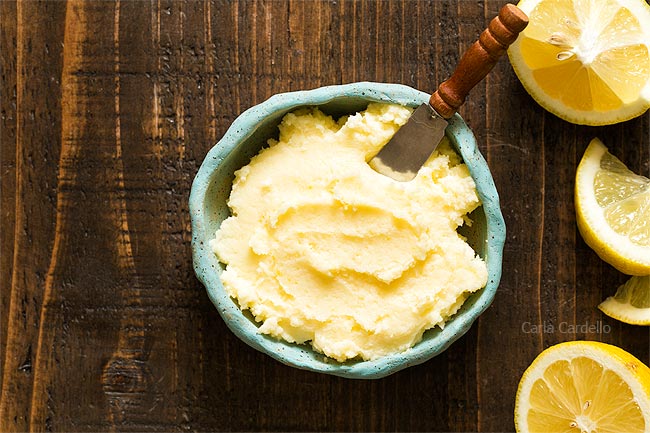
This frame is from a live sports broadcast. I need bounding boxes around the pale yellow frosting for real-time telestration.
[211,103,488,362]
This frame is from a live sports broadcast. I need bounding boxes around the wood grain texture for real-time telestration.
[430,4,527,118]
[1,1,649,431]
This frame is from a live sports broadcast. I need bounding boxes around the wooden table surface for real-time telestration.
[1,1,649,431]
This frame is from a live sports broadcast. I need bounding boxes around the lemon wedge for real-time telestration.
[508,0,650,125]
[515,341,650,433]
[599,275,650,325]
[575,138,650,275]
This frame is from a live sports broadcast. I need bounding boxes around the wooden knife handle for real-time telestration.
[429,4,528,119]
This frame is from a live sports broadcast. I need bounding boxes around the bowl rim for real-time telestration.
[189,81,506,379]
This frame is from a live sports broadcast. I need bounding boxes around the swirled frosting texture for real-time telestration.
[211,103,487,362]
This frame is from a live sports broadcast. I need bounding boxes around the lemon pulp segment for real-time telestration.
[596,152,650,247]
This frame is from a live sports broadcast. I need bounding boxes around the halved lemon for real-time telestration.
[599,275,650,325]
[575,138,650,275]
[515,341,650,433]
[508,0,650,125]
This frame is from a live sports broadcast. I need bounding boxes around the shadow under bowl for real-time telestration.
[189,82,506,379]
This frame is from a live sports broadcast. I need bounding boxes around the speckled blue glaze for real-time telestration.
[189,82,506,379]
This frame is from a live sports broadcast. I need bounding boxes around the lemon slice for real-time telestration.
[508,0,650,125]
[515,341,650,433]
[599,275,650,325]
[575,138,650,275]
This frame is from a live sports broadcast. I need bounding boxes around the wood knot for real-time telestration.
[101,357,149,394]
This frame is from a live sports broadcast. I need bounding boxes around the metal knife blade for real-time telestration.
[368,103,447,182]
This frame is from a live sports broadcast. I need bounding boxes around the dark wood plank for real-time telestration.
[1,1,648,431]
[0,0,18,393]
[1,1,66,431]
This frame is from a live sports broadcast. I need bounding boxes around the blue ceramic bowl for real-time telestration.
[190,82,506,379]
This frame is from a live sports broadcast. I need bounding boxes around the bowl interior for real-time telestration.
[202,96,384,239]
[191,83,504,379]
